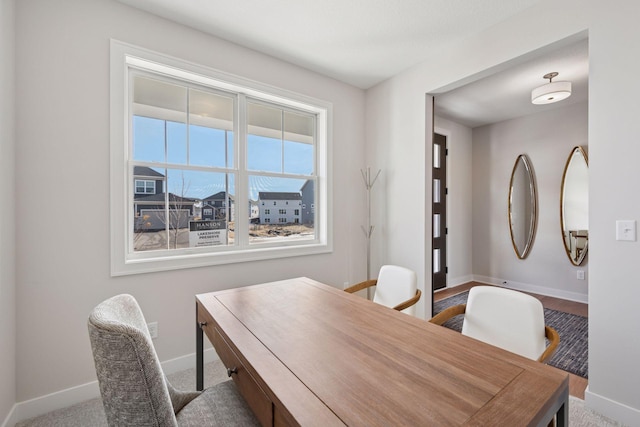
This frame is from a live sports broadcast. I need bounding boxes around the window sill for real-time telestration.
[111,242,332,276]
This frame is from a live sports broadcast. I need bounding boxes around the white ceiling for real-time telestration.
[116,0,588,127]
[435,37,589,128]
[116,0,542,89]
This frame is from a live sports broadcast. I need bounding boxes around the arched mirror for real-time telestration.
[508,154,537,259]
[561,146,589,265]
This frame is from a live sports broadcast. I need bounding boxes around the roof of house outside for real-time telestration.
[133,166,165,178]
[203,191,235,201]
[135,192,198,203]
[258,191,302,200]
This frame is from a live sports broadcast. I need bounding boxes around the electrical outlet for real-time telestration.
[147,322,158,339]
[577,270,585,280]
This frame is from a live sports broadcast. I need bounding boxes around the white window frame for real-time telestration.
[135,179,155,194]
[110,40,332,276]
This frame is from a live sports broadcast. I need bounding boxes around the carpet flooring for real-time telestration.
[433,290,589,378]
[14,360,229,427]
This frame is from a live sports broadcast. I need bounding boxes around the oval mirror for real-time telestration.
[508,154,537,259]
[561,146,589,265]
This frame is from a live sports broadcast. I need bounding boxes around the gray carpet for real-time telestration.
[569,397,627,427]
[434,290,589,378]
[15,360,229,427]
[15,348,621,426]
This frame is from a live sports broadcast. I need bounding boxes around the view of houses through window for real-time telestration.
[130,73,318,254]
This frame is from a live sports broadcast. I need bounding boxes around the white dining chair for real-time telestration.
[344,265,421,315]
[430,286,559,362]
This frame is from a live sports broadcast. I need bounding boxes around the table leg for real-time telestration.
[556,399,568,427]
[538,386,568,427]
[196,305,204,391]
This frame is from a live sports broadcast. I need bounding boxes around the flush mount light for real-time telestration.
[531,72,572,105]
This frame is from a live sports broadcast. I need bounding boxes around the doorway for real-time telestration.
[432,133,447,292]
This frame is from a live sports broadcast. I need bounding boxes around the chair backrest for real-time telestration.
[88,294,178,427]
[461,286,547,360]
[372,265,418,315]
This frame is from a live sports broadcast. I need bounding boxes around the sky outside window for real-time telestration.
[134,116,313,200]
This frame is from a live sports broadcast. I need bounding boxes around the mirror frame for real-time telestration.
[508,154,537,259]
[560,146,589,266]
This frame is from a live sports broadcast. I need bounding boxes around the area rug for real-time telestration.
[433,290,588,378]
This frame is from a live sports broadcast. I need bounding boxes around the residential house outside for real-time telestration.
[133,166,164,200]
[249,199,259,222]
[300,180,315,225]
[133,166,198,231]
[202,191,234,221]
[258,192,302,224]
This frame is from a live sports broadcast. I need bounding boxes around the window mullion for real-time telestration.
[186,89,190,166]
[235,94,249,247]
[163,117,169,250]
[281,110,285,174]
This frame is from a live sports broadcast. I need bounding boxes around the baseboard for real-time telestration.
[4,349,219,426]
[585,385,640,425]
[473,275,588,304]
[446,275,474,288]
[161,347,219,375]
[1,404,16,427]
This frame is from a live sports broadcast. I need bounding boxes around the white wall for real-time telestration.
[434,117,473,286]
[366,0,640,423]
[0,0,16,422]
[13,0,366,410]
[588,4,640,422]
[365,82,435,319]
[472,102,588,301]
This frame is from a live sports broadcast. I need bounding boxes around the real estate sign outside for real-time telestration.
[189,220,227,247]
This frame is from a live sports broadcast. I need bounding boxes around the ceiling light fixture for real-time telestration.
[531,72,572,105]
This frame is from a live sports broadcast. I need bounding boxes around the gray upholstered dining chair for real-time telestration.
[88,294,259,427]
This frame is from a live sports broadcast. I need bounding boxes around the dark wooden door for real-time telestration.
[432,133,447,291]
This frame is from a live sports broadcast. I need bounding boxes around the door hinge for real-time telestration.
[445,148,449,156]
[445,266,448,274]
[445,227,448,235]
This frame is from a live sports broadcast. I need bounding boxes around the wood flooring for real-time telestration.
[433,282,589,399]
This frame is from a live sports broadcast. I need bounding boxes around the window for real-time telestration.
[111,41,332,275]
[264,209,270,215]
[135,180,155,194]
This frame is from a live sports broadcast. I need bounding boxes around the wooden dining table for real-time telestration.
[196,277,568,426]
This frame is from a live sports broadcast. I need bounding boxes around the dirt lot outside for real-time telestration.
[134,222,314,251]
